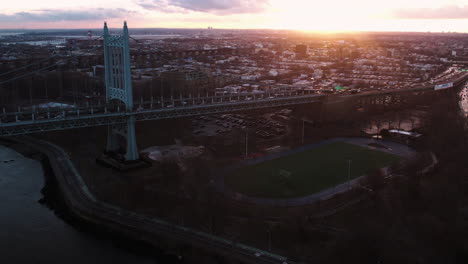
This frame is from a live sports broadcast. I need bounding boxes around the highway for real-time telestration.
[2,70,468,137]
[0,92,324,136]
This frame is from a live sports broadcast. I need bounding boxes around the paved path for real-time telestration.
[11,137,293,264]
[216,137,417,206]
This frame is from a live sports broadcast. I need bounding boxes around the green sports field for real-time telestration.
[225,141,400,199]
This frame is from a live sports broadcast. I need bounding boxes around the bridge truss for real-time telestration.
[0,94,323,136]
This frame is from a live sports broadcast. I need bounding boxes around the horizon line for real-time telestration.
[1,27,468,35]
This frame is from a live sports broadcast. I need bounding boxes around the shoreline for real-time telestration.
[0,138,175,262]
[0,136,292,264]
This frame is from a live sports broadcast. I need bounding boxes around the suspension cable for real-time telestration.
[0,55,60,77]
[0,63,59,85]
[0,36,104,85]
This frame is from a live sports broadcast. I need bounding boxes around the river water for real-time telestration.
[0,145,155,264]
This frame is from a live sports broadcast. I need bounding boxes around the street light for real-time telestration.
[302,119,305,144]
[267,228,271,251]
[301,119,314,145]
[245,129,248,159]
[347,159,352,190]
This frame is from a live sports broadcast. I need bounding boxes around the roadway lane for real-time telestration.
[15,137,294,264]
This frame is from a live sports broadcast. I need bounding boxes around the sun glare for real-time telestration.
[264,0,459,32]
[265,0,385,31]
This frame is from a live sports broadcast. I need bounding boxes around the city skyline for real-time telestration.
[2,0,468,32]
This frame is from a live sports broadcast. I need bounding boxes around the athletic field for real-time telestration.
[225,141,400,199]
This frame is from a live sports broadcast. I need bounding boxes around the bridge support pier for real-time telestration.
[105,119,138,161]
[97,21,149,169]
[106,126,119,152]
[125,116,138,161]
[103,21,140,161]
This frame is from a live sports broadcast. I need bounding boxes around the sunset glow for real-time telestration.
[1,0,468,32]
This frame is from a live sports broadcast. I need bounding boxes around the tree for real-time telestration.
[365,169,386,192]
[161,160,181,187]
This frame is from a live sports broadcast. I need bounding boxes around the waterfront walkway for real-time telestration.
[7,137,293,264]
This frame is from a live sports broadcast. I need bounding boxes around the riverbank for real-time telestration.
[0,141,162,264]
[0,137,293,264]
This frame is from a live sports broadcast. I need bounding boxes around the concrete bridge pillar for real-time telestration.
[103,21,139,161]
[125,116,138,161]
[106,126,119,152]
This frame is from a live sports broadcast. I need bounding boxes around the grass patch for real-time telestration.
[225,141,400,198]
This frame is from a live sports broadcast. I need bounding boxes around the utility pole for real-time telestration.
[29,78,33,105]
[45,77,48,102]
[160,75,163,99]
[302,119,305,144]
[347,159,352,190]
[150,76,153,99]
[267,227,271,251]
[301,118,314,144]
[245,130,248,159]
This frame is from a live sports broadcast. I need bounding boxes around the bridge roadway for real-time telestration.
[0,92,325,136]
[12,136,293,264]
[2,71,468,137]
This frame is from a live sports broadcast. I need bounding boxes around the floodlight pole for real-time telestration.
[347,159,352,190]
[267,227,271,251]
[302,119,305,144]
[245,130,249,159]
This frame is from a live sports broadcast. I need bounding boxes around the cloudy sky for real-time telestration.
[2,0,468,32]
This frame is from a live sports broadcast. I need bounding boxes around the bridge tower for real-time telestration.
[103,22,138,161]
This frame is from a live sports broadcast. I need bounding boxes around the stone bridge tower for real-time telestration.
[103,21,138,161]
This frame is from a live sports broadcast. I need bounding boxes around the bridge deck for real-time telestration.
[0,93,324,136]
[2,70,467,137]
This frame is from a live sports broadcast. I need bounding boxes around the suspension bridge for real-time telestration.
[2,22,468,264]
[0,22,325,160]
[1,22,467,160]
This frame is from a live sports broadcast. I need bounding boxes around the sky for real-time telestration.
[2,0,468,32]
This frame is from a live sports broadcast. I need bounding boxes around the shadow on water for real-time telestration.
[0,141,182,264]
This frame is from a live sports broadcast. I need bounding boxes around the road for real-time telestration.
[0,92,324,136]
[2,71,468,137]
[14,137,294,264]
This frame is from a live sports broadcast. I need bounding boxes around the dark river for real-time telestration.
[0,145,155,264]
